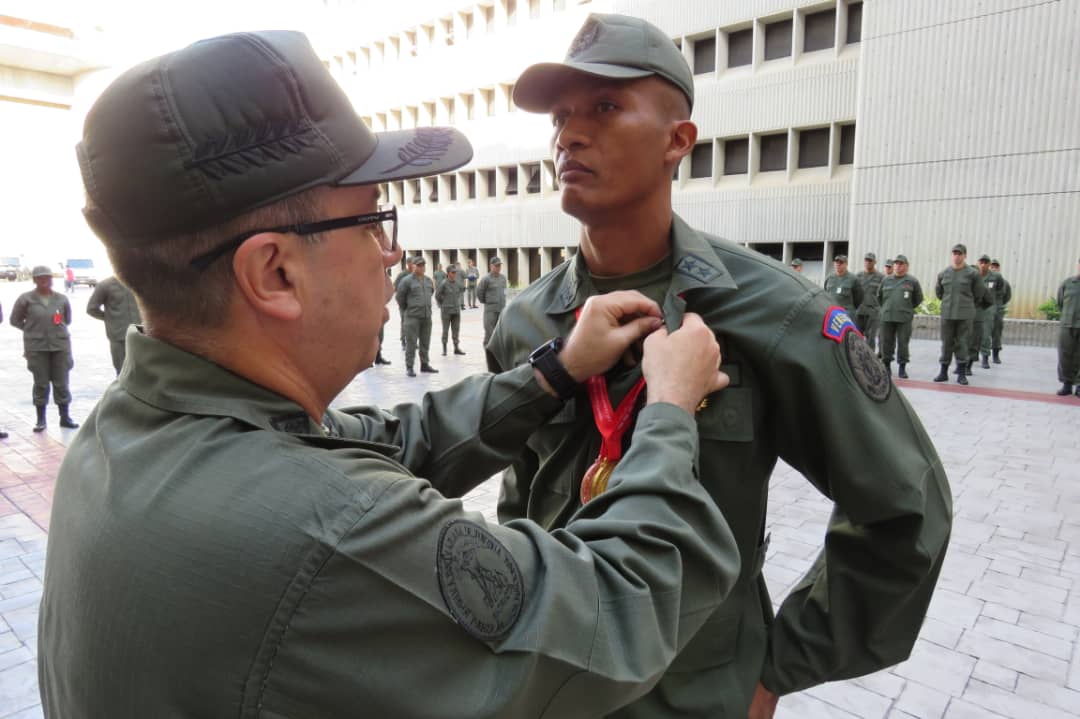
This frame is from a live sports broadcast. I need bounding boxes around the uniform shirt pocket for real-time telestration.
[696,388,753,443]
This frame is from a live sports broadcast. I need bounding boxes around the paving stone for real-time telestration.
[961,678,1077,719]
[920,616,964,649]
[851,669,906,700]
[925,589,982,630]
[894,680,951,718]
[892,639,976,697]
[970,659,1018,691]
[943,697,1009,718]
[0,646,31,673]
[803,679,892,718]
[775,691,860,719]
[956,631,1069,684]
[1013,675,1080,715]
[980,602,1019,624]
[0,661,40,718]
[1017,612,1080,643]
[2,705,44,719]
[971,616,1074,660]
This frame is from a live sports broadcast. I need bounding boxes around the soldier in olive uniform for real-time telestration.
[934,243,987,384]
[432,262,446,287]
[878,254,923,378]
[823,255,863,315]
[86,275,143,374]
[435,264,466,356]
[465,258,479,308]
[789,258,803,273]
[1056,257,1080,396]
[970,255,998,369]
[395,256,438,377]
[855,252,884,352]
[884,258,894,276]
[393,256,414,349]
[489,15,952,719]
[10,265,79,431]
[989,259,1012,364]
[42,31,744,718]
[476,255,507,346]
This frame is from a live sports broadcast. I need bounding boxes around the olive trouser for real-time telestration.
[483,307,501,346]
[992,310,1005,350]
[1059,326,1080,384]
[27,351,72,406]
[109,338,126,375]
[967,317,987,362]
[467,285,477,308]
[879,321,913,364]
[440,310,461,348]
[403,316,432,369]
[856,313,879,352]
[939,318,972,365]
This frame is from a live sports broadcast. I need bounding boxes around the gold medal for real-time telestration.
[580,456,615,504]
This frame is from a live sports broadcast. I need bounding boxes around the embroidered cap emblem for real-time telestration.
[382,127,456,175]
[437,520,524,641]
[568,18,601,57]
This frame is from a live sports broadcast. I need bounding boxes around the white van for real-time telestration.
[65,258,98,287]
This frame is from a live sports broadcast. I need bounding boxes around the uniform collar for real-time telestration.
[119,327,327,436]
[544,214,738,325]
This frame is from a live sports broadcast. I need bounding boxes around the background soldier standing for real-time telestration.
[878,254,923,378]
[393,256,414,349]
[855,252,884,352]
[435,264,466,356]
[432,262,446,287]
[884,258,894,276]
[396,256,438,377]
[971,255,997,369]
[989,259,1012,364]
[86,274,142,374]
[789,258,803,273]
[10,265,79,431]
[1056,257,1080,396]
[465,258,479,308]
[823,255,863,315]
[934,243,986,384]
[476,255,507,346]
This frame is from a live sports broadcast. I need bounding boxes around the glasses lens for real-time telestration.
[377,203,398,253]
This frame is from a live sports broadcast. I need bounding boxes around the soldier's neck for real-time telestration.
[579,208,673,278]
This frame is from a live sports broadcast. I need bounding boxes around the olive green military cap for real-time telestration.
[952,243,967,254]
[864,252,876,261]
[884,258,894,267]
[412,256,426,265]
[990,259,1001,266]
[834,255,848,262]
[32,265,53,278]
[894,254,910,264]
[978,254,991,262]
[513,13,694,113]
[490,256,503,266]
[790,258,802,267]
[78,31,472,248]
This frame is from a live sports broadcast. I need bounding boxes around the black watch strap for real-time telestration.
[527,338,578,400]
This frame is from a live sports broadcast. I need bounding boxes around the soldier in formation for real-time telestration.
[86,275,143,374]
[395,256,438,377]
[934,244,987,385]
[878,254,923,378]
[855,252,884,352]
[1056,257,1080,396]
[989,259,1012,364]
[823,254,863,315]
[435,264,466,356]
[476,255,507,346]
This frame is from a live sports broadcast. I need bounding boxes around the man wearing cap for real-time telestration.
[487,14,952,719]
[476,255,507,345]
[10,266,79,432]
[39,30,747,718]
[465,257,480,308]
[878,255,924,378]
[436,264,466,356]
[989,259,1012,364]
[855,252,884,353]
[393,256,415,349]
[970,255,998,370]
[1055,258,1080,396]
[86,275,142,374]
[823,254,863,316]
[884,258,894,276]
[934,244,987,384]
[396,255,438,377]
[789,258,803,273]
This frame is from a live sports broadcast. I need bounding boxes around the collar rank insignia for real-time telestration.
[822,305,861,344]
[675,254,717,283]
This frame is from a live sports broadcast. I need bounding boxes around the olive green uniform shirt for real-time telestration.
[86,276,142,342]
[436,277,464,314]
[878,274,925,322]
[10,290,72,354]
[935,265,987,319]
[488,215,952,718]
[40,328,742,718]
[855,270,884,318]
[1059,275,1080,328]
[395,274,435,319]
[477,272,508,311]
[823,272,863,315]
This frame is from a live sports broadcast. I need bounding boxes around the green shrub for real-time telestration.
[1037,298,1061,321]
[916,298,941,316]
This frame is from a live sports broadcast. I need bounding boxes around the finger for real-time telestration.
[710,370,731,393]
[593,291,663,320]
[679,312,706,330]
[613,315,664,343]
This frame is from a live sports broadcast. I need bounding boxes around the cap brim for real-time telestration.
[514,61,653,112]
[337,126,473,185]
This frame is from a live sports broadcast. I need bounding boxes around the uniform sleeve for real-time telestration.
[435,280,445,304]
[62,297,72,325]
[9,296,27,330]
[1003,280,1012,306]
[973,272,989,307]
[912,280,925,309]
[394,277,409,308]
[935,272,944,299]
[476,276,487,303]
[852,278,864,308]
[264,403,741,718]
[86,282,107,320]
[1060,281,1067,311]
[483,338,537,523]
[756,290,952,695]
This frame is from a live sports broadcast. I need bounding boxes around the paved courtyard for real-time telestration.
[0,278,1078,718]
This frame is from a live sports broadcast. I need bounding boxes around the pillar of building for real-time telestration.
[438,249,452,271]
[516,247,531,288]
[540,246,553,276]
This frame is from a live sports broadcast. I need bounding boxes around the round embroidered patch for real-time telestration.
[437,520,524,642]
[844,331,891,402]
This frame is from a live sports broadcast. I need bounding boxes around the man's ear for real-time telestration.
[666,119,698,167]
[231,233,304,321]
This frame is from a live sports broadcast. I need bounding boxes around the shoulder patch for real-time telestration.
[822,306,861,343]
[437,520,524,642]
[844,332,891,402]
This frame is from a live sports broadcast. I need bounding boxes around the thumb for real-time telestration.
[614,315,665,344]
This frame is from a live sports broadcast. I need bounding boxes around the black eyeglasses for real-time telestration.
[189,204,398,270]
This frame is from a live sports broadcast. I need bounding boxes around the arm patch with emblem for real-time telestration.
[437,520,525,642]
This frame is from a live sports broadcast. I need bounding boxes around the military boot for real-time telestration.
[883,361,892,376]
[33,406,47,433]
[981,354,991,369]
[1056,383,1074,396]
[453,345,466,355]
[59,405,79,429]
[420,363,439,374]
[442,342,447,356]
[374,352,391,365]
[933,364,949,382]
[956,364,969,385]
[0,429,8,439]
[898,363,909,379]
[992,349,1001,364]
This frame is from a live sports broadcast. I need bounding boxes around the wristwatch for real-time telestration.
[527,338,578,401]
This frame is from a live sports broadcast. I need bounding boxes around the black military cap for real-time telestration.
[412,256,426,265]
[513,13,694,113]
[884,258,894,267]
[490,256,502,266]
[78,31,472,248]
[864,252,876,261]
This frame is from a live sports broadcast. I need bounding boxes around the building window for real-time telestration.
[723,138,749,175]
[442,97,456,124]
[693,35,716,75]
[544,159,558,191]
[461,10,474,38]
[505,0,517,27]
[847,2,862,44]
[480,88,495,117]
[524,163,541,194]
[423,101,436,126]
[409,179,421,204]
[839,124,856,165]
[482,5,494,32]
[440,17,455,46]
[461,92,474,120]
[529,0,541,19]
[760,133,787,172]
[804,8,836,52]
[462,171,476,199]
[690,142,713,179]
[389,109,400,130]
[798,128,830,168]
[443,175,458,201]
[501,83,516,112]
[484,169,497,197]
[764,19,793,61]
[427,177,439,203]
[504,166,518,196]
[376,112,388,131]
[406,105,418,128]
[391,181,405,206]
[727,28,752,67]
[403,31,417,57]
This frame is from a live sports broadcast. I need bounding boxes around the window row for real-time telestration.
[684,0,862,76]
[324,0,593,75]
[684,123,855,180]
[378,161,558,207]
[360,84,517,133]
